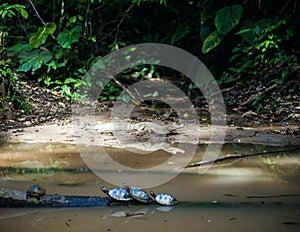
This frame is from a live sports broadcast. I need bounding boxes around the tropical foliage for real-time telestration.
[0,0,299,109]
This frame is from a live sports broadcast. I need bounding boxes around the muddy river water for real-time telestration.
[0,142,299,231]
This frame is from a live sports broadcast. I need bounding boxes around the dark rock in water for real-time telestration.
[0,188,111,207]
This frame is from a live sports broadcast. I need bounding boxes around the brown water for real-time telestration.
[0,142,299,232]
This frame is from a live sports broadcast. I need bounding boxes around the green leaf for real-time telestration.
[281,69,289,78]
[69,16,77,24]
[54,80,63,84]
[7,43,31,56]
[183,113,190,118]
[229,54,241,62]
[236,20,255,44]
[171,23,190,45]
[240,60,252,70]
[64,78,77,84]
[152,91,159,97]
[202,31,222,54]
[17,50,52,72]
[235,28,252,35]
[78,15,83,21]
[30,22,56,48]
[96,80,104,88]
[74,79,83,88]
[215,5,243,35]
[121,94,130,104]
[60,85,71,96]
[7,4,28,18]
[91,60,105,73]
[57,26,82,48]
[18,8,28,19]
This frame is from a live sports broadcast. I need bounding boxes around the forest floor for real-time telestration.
[0,68,299,146]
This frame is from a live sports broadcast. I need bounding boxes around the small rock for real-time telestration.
[23,121,32,127]
[58,102,66,108]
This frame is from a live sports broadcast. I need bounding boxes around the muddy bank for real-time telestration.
[0,113,299,148]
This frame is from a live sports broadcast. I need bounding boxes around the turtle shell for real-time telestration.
[150,191,178,206]
[123,183,152,204]
[26,185,46,200]
[101,187,132,201]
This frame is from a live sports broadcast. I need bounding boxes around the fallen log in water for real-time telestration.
[0,188,111,207]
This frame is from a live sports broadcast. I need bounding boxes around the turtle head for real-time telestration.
[173,198,178,205]
[123,183,129,189]
[101,187,109,194]
[149,191,156,198]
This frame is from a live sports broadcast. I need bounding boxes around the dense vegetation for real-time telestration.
[0,0,299,114]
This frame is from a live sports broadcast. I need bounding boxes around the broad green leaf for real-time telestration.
[215,5,243,35]
[18,57,42,72]
[202,31,222,54]
[17,50,52,72]
[7,43,31,56]
[57,26,82,48]
[39,51,52,63]
[30,22,56,48]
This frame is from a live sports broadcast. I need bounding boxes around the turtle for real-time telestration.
[101,187,132,202]
[150,191,178,206]
[123,183,152,204]
[26,184,46,200]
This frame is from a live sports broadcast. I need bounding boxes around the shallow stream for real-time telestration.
[0,142,299,231]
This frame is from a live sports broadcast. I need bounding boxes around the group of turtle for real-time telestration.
[26,183,178,206]
[102,183,178,206]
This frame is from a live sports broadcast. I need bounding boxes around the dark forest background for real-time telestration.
[1,0,299,114]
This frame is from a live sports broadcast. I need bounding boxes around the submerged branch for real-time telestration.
[246,194,300,198]
[185,148,300,168]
